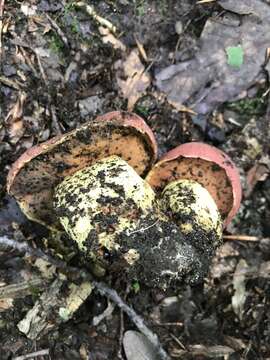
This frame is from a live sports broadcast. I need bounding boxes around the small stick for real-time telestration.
[13,349,50,360]
[117,308,124,359]
[93,281,170,360]
[46,14,69,48]
[19,46,39,78]
[223,235,261,242]
[0,236,77,273]
[153,321,183,327]
[1,236,169,359]
[134,35,148,62]
[50,103,63,135]
[0,278,46,299]
[36,53,48,85]
[0,0,5,57]
[76,2,117,33]
[0,75,22,90]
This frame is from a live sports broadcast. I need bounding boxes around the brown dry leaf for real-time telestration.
[232,259,248,320]
[245,162,269,197]
[115,49,151,111]
[5,92,27,144]
[0,298,14,311]
[99,26,126,51]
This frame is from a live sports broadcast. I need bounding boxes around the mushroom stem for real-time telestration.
[53,156,213,289]
[53,155,159,266]
[160,179,223,255]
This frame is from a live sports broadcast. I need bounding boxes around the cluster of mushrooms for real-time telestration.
[7,111,242,290]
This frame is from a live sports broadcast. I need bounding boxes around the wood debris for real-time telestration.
[115,49,151,110]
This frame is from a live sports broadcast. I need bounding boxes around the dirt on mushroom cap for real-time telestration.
[7,112,157,228]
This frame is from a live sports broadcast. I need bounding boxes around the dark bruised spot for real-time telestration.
[211,164,221,172]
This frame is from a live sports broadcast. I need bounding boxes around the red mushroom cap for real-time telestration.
[7,111,157,228]
[146,142,242,227]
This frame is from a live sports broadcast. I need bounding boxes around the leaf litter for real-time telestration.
[156,0,270,114]
[1,0,270,358]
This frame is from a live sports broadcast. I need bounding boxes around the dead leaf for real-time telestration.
[99,26,126,51]
[5,92,27,144]
[156,0,270,114]
[232,259,248,320]
[245,161,269,197]
[115,49,151,111]
[0,298,13,311]
[123,330,160,360]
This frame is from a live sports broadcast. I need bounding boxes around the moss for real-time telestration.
[226,95,267,117]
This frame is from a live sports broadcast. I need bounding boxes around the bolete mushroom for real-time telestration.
[7,111,157,228]
[7,111,195,289]
[7,115,242,290]
[146,142,242,252]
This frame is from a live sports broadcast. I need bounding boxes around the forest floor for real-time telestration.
[0,1,270,359]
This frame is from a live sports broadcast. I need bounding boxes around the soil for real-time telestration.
[0,1,270,359]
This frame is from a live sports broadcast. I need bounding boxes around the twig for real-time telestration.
[134,35,148,62]
[36,53,48,85]
[75,1,117,33]
[0,278,46,299]
[170,333,186,350]
[0,236,77,273]
[92,300,115,326]
[117,285,130,359]
[153,321,184,327]
[19,46,39,78]
[0,0,5,58]
[117,308,124,359]
[50,103,63,135]
[46,13,69,48]
[223,235,261,242]
[0,75,23,90]
[93,281,170,360]
[13,349,50,360]
[1,236,169,358]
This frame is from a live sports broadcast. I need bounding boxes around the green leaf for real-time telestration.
[226,45,244,68]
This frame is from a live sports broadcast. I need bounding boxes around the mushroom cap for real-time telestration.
[7,111,157,228]
[146,142,242,227]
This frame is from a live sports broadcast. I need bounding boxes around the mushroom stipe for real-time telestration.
[7,111,242,290]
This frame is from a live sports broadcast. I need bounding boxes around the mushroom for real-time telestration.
[7,116,242,290]
[7,111,193,289]
[146,142,242,254]
[7,111,157,228]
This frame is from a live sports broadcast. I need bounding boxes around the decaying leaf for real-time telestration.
[245,160,269,197]
[17,278,92,339]
[5,92,27,144]
[0,298,14,311]
[232,259,248,320]
[156,0,270,114]
[123,330,160,360]
[115,49,151,111]
[99,26,126,51]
